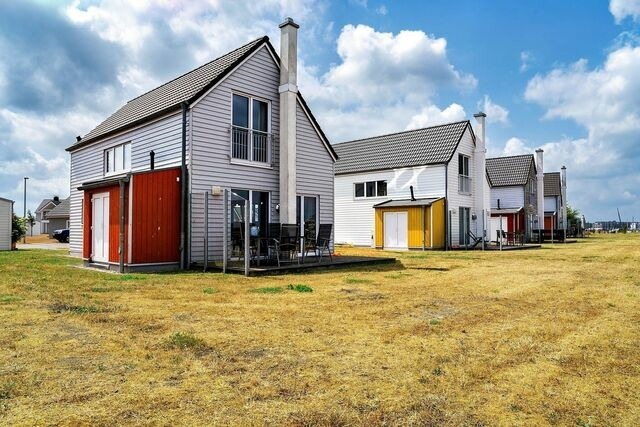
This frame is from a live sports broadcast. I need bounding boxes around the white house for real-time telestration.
[333,114,491,249]
[0,197,14,251]
[66,19,337,272]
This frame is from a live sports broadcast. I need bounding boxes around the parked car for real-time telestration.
[53,229,69,243]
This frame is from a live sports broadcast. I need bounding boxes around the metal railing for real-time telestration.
[231,126,271,163]
[458,175,472,193]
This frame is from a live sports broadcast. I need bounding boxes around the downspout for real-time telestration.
[118,175,130,274]
[445,166,449,251]
[180,102,188,269]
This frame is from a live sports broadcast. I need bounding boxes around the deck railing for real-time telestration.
[458,174,472,193]
[231,126,271,164]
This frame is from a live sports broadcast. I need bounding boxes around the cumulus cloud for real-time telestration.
[376,5,388,15]
[300,24,476,141]
[481,95,509,124]
[610,0,640,23]
[524,44,640,219]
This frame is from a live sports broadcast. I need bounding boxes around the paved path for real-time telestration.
[16,243,69,250]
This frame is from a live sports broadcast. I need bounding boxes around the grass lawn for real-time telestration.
[1,234,638,425]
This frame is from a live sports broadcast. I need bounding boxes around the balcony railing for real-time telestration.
[458,174,472,193]
[231,126,271,164]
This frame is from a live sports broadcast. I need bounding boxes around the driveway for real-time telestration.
[16,243,69,250]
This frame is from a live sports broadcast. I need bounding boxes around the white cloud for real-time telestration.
[481,95,509,124]
[520,51,532,72]
[376,5,388,15]
[405,104,466,130]
[610,0,640,23]
[524,44,640,219]
[501,137,531,156]
[300,24,476,141]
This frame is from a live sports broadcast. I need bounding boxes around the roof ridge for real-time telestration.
[333,120,470,146]
[126,36,267,104]
[486,153,534,161]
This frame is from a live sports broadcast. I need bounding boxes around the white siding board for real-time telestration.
[446,127,477,245]
[491,186,524,209]
[544,196,557,212]
[334,165,446,246]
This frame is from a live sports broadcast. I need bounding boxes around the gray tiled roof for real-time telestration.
[69,37,267,149]
[333,121,471,175]
[35,198,60,213]
[486,154,535,187]
[544,172,561,196]
[46,198,70,219]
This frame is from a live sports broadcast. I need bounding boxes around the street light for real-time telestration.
[23,177,29,243]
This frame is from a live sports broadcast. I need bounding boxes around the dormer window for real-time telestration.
[231,94,271,164]
[105,142,131,175]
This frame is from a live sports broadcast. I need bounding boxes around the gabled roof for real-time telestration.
[0,197,14,204]
[65,36,337,162]
[68,37,268,150]
[46,198,70,219]
[35,198,60,213]
[333,121,472,175]
[486,154,535,187]
[544,172,561,197]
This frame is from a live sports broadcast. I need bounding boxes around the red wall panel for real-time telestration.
[131,168,181,264]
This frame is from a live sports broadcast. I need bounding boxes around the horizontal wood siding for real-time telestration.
[190,46,281,263]
[446,127,477,245]
[296,102,334,246]
[131,168,181,264]
[544,196,558,212]
[69,112,186,256]
[0,200,12,251]
[491,186,524,209]
[334,165,446,246]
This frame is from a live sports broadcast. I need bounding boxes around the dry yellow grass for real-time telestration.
[23,234,59,244]
[0,234,638,425]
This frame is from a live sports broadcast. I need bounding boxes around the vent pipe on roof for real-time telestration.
[536,149,544,237]
[410,185,416,201]
[279,17,299,224]
[474,112,487,249]
[75,135,82,142]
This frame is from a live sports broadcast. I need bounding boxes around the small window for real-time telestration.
[377,180,387,197]
[458,154,470,176]
[105,142,132,175]
[355,180,387,198]
[366,181,376,197]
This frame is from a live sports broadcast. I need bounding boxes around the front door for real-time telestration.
[92,192,110,262]
[296,195,318,240]
[384,211,408,249]
[459,207,470,246]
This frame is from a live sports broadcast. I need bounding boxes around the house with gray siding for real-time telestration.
[45,197,70,237]
[66,19,336,271]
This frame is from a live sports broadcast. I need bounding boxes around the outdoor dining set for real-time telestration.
[231,223,333,267]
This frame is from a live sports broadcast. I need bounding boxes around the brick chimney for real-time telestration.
[279,17,299,223]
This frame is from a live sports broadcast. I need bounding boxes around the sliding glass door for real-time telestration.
[296,195,318,240]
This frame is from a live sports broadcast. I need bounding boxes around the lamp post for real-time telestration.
[23,177,29,243]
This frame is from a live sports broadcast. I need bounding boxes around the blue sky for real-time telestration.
[1,0,639,221]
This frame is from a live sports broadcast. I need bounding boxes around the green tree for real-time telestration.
[566,205,580,224]
[12,214,27,244]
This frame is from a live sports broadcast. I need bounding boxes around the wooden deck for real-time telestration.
[213,255,397,276]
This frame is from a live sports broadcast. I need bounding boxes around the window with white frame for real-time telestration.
[231,94,271,163]
[458,154,471,193]
[105,142,131,175]
[355,180,387,198]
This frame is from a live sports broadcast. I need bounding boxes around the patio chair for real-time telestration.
[305,223,333,262]
[265,223,282,264]
[278,223,300,266]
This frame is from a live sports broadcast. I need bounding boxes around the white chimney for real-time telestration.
[536,149,544,234]
[561,165,567,236]
[473,112,487,248]
[279,17,299,224]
